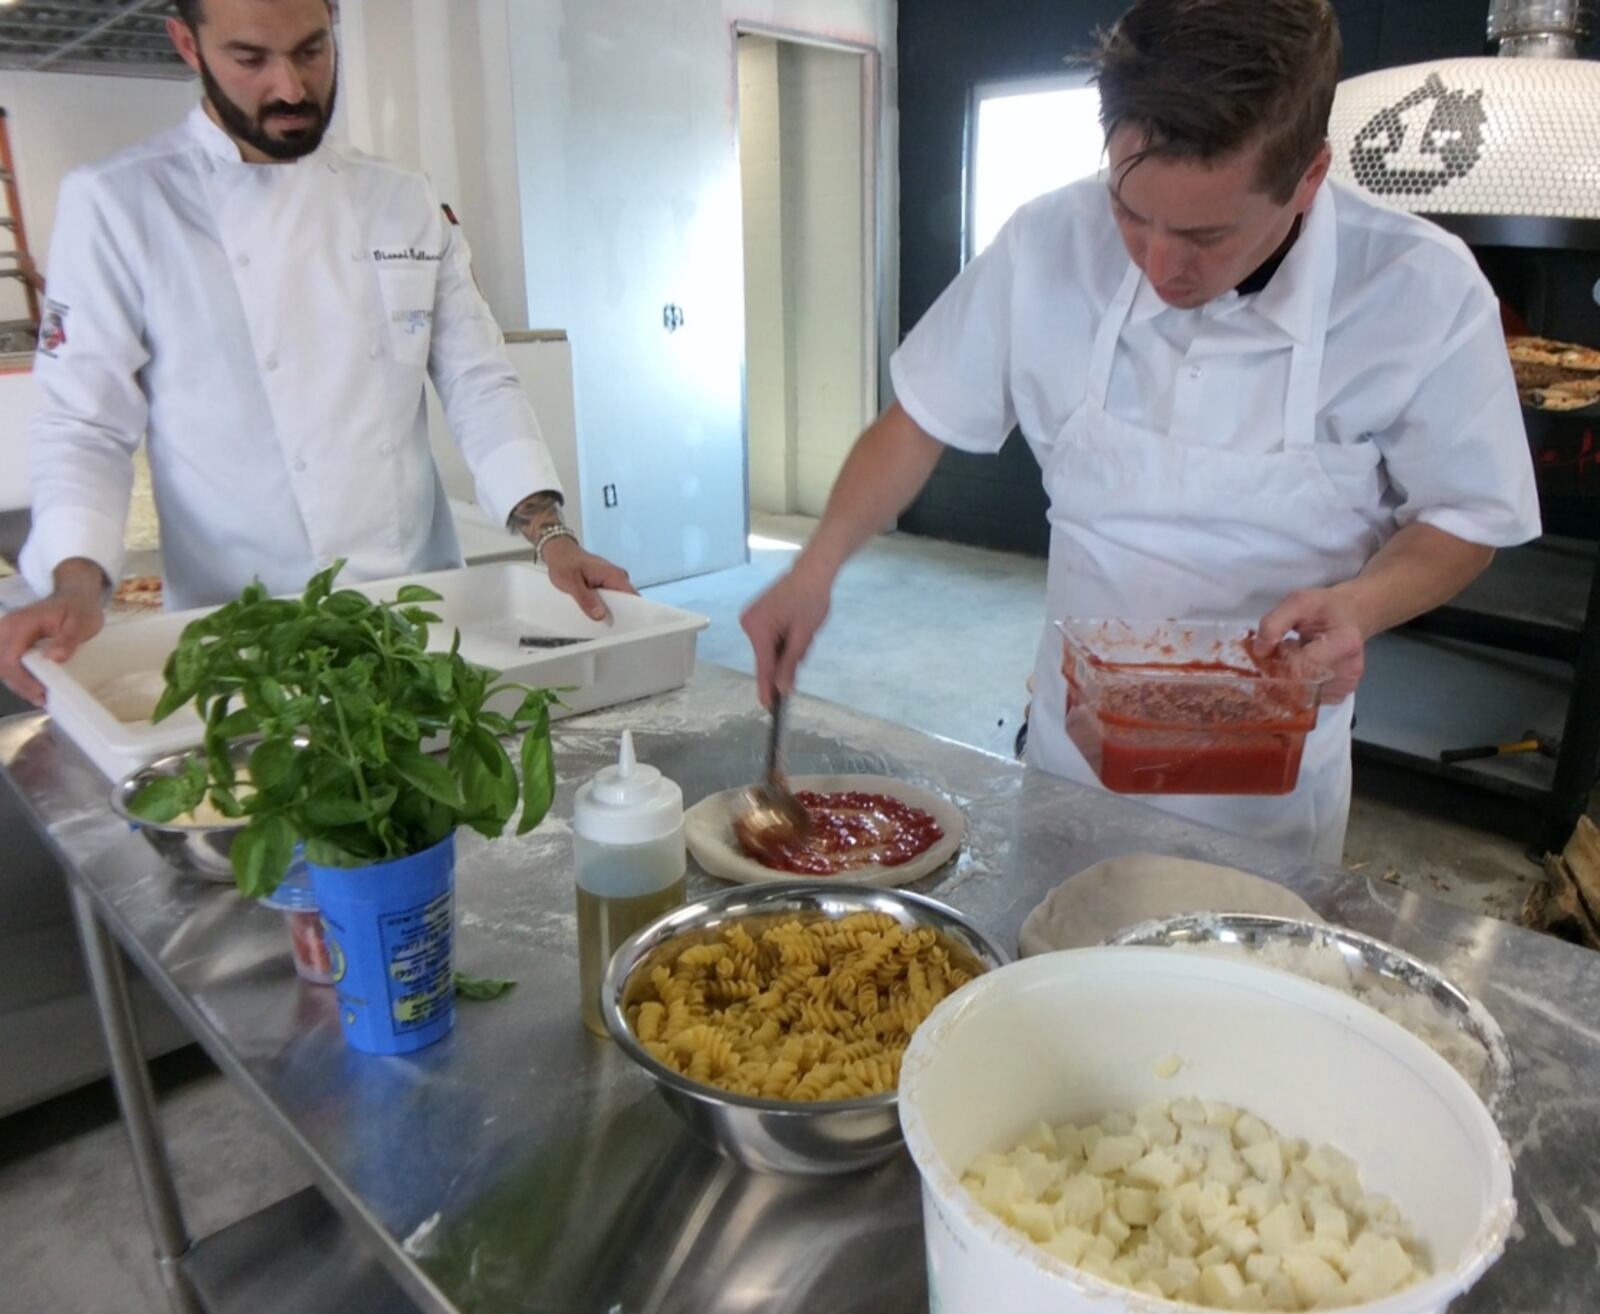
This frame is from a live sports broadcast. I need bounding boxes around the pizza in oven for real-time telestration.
[1507,334,1600,413]
[111,574,163,611]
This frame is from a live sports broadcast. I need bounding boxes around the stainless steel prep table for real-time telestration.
[3,663,1597,1314]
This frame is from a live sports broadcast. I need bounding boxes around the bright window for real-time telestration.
[969,77,1104,258]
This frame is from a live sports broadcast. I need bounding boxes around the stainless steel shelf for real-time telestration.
[182,1187,421,1314]
[1353,630,1572,801]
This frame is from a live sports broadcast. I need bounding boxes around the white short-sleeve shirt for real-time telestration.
[890,176,1541,549]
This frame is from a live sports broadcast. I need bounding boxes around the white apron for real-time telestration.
[1026,190,1382,863]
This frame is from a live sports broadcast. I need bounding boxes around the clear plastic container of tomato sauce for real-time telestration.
[1056,619,1331,796]
[260,872,337,986]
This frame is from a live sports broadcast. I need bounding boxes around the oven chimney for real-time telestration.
[1488,0,1594,59]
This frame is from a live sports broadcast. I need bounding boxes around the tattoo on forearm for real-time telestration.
[508,491,564,541]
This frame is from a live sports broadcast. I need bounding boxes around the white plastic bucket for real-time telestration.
[898,947,1515,1314]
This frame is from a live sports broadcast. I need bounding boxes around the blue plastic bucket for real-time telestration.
[308,834,456,1054]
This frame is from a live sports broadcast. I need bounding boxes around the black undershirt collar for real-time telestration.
[1234,214,1304,297]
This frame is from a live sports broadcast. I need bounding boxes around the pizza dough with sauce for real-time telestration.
[1018,853,1321,955]
[685,773,965,887]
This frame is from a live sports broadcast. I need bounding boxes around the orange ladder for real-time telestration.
[0,107,41,350]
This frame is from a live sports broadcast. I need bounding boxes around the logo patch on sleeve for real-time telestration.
[39,299,68,356]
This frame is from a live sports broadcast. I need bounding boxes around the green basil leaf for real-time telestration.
[395,584,444,603]
[476,711,513,737]
[151,682,191,724]
[181,753,209,794]
[230,814,297,898]
[430,655,454,697]
[126,774,203,824]
[215,708,259,739]
[390,747,464,809]
[302,561,343,606]
[512,688,555,723]
[208,787,247,819]
[302,791,373,827]
[517,706,555,835]
[384,709,420,744]
[302,834,372,869]
[459,730,516,820]
[248,738,298,792]
[453,971,516,1001]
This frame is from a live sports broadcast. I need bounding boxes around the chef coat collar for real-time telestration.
[185,101,340,172]
[1126,184,1333,345]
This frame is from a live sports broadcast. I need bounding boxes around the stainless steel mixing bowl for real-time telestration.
[1108,911,1514,1116]
[110,741,256,883]
[602,881,1008,1175]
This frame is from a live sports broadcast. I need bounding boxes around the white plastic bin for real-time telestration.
[25,561,708,781]
[898,947,1515,1314]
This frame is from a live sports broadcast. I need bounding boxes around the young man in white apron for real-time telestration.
[740,0,1540,864]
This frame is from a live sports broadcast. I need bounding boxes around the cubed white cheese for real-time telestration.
[1283,1251,1344,1305]
[1241,1138,1285,1185]
[1057,1173,1105,1227]
[1088,1133,1147,1176]
[1116,1187,1157,1227]
[1127,1149,1185,1190]
[1199,1261,1247,1305]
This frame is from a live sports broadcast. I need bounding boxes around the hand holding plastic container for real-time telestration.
[575,731,686,1036]
[1058,619,1330,796]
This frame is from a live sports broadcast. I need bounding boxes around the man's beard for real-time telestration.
[199,51,336,161]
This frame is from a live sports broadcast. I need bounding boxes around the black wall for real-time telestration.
[893,1,1590,554]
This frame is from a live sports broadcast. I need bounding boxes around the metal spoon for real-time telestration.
[733,673,811,860]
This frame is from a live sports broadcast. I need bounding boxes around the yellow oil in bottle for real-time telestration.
[576,870,686,1037]
[572,729,686,1038]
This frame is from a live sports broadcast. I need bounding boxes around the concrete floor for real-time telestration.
[1,513,1588,1313]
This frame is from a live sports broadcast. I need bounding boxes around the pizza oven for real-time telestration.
[1328,0,1599,532]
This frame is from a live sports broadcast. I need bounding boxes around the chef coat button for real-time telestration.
[1189,364,1202,379]
[369,343,383,359]
[380,441,394,456]
[293,459,307,473]
[235,252,250,267]
[351,249,366,261]
[264,354,278,371]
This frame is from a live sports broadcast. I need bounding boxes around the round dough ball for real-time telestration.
[1018,854,1320,955]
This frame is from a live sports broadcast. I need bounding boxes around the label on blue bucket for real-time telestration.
[382,889,453,1031]
[309,834,456,1055]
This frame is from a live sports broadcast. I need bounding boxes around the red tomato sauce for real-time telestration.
[742,790,944,875]
[1066,657,1318,796]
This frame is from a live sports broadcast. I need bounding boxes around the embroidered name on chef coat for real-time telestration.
[372,247,442,262]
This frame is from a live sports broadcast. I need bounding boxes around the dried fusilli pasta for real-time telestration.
[624,912,984,1101]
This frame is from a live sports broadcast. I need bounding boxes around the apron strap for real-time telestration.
[1086,261,1143,409]
[1281,188,1337,450]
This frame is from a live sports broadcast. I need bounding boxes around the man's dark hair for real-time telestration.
[174,0,332,30]
[1094,0,1342,203]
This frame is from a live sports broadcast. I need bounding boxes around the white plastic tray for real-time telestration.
[25,561,708,782]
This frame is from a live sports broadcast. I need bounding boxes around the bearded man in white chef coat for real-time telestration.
[740,0,1541,864]
[0,0,630,706]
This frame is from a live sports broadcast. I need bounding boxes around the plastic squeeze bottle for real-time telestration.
[573,730,686,1037]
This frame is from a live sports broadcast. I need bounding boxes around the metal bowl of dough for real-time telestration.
[1108,912,1514,1117]
[601,882,1008,1175]
[109,741,259,883]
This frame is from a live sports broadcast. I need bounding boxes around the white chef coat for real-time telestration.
[20,105,562,611]
[891,175,1541,856]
